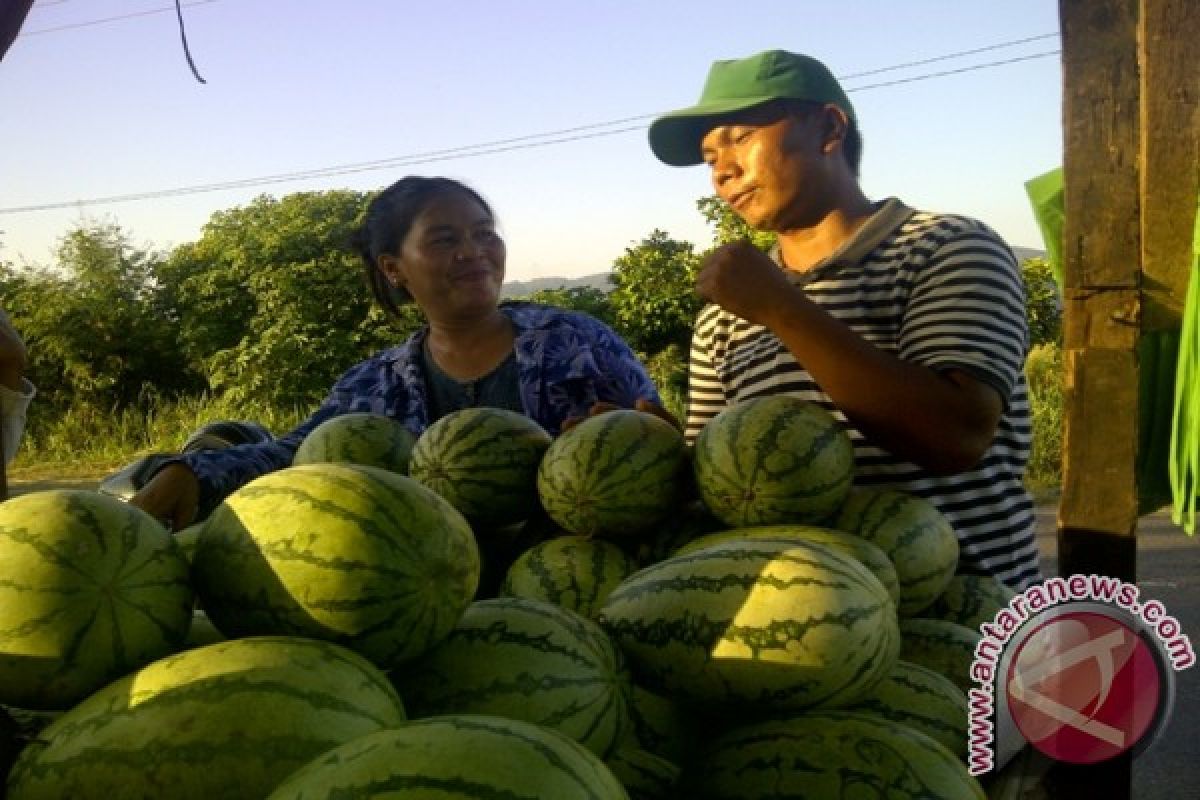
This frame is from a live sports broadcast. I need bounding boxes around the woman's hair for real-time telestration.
[350,176,494,316]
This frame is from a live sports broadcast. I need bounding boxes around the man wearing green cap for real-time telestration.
[650,50,1040,590]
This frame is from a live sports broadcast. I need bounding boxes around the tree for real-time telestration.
[519,286,614,326]
[4,222,196,410]
[608,230,701,357]
[159,191,406,407]
[1021,257,1062,347]
[696,194,776,250]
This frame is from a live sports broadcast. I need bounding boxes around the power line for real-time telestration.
[839,32,1058,80]
[0,45,1061,215]
[20,1,218,37]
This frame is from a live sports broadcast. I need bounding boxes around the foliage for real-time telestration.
[2,222,200,411]
[1021,257,1062,348]
[696,195,777,250]
[518,286,614,327]
[1024,342,1063,493]
[160,191,405,407]
[608,230,702,356]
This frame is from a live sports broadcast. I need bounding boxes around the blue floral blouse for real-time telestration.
[178,302,660,516]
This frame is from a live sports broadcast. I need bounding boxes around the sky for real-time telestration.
[0,0,1064,282]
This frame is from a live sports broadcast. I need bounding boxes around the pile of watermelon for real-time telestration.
[0,399,1018,799]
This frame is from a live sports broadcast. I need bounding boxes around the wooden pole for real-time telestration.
[1054,0,1196,795]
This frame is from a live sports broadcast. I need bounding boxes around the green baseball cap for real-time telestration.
[648,49,855,167]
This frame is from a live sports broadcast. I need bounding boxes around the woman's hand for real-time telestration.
[561,398,682,433]
[129,463,201,531]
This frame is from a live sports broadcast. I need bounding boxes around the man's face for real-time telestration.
[700,105,831,232]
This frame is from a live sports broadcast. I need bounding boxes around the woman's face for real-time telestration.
[379,190,506,321]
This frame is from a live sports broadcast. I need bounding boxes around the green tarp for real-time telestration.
[1024,168,1197,533]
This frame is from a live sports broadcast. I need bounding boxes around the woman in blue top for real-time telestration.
[132,176,664,528]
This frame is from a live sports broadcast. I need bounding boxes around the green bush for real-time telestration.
[1025,342,1064,493]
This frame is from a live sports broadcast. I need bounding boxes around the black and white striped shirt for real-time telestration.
[687,199,1041,590]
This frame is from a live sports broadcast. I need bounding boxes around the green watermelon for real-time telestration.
[181,611,225,650]
[501,535,639,618]
[597,538,899,712]
[687,711,984,799]
[266,715,628,800]
[409,407,552,526]
[673,524,901,606]
[292,411,415,473]
[0,490,193,710]
[172,520,203,563]
[692,396,854,527]
[1,706,20,788]
[835,488,959,616]
[605,745,680,800]
[394,596,632,757]
[6,636,406,800]
[627,500,724,566]
[899,618,983,694]
[924,573,1017,631]
[192,463,479,669]
[537,410,688,538]
[624,684,693,765]
[843,659,969,757]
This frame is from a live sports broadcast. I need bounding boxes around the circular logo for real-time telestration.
[1005,610,1169,764]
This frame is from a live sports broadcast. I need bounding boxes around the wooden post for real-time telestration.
[1054,0,1197,796]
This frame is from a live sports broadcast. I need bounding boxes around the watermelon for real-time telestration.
[6,636,406,800]
[172,520,203,564]
[835,488,959,616]
[924,573,1017,632]
[192,463,479,669]
[409,407,552,526]
[292,411,415,473]
[843,659,969,757]
[605,746,679,800]
[181,611,225,650]
[394,596,632,757]
[627,500,724,566]
[0,490,193,710]
[501,535,639,618]
[266,715,628,800]
[1,706,20,788]
[687,711,985,799]
[625,685,693,765]
[673,524,901,606]
[597,538,899,712]
[899,618,983,694]
[537,410,688,538]
[692,396,854,527]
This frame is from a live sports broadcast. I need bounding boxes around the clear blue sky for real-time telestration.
[1,0,1063,281]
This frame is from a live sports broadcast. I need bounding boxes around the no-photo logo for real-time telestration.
[1006,610,1163,764]
[967,577,1194,776]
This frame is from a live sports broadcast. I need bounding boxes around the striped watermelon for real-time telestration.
[692,396,854,527]
[0,490,193,710]
[597,538,899,712]
[605,746,680,800]
[687,711,984,799]
[409,407,552,526]
[266,715,628,800]
[6,637,406,800]
[181,611,225,650]
[835,488,959,616]
[625,685,693,765]
[843,659,969,757]
[172,520,203,563]
[393,596,632,757]
[192,463,479,669]
[673,524,901,606]
[292,411,415,473]
[537,410,688,538]
[1,706,19,787]
[899,618,983,694]
[925,573,1017,631]
[628,499,724,566]
[501,535,639,618]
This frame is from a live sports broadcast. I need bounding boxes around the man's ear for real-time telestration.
[820,104,851,156]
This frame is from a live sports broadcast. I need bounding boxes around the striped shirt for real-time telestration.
[687,198,1041,590]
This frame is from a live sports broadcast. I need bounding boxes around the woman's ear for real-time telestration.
[377,252,405,288]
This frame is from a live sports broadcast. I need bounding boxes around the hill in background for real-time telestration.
[503,246,1046,298]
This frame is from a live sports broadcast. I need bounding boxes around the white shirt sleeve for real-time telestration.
[1,377,35,465]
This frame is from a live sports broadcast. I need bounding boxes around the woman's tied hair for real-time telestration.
[350,176,494,317]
